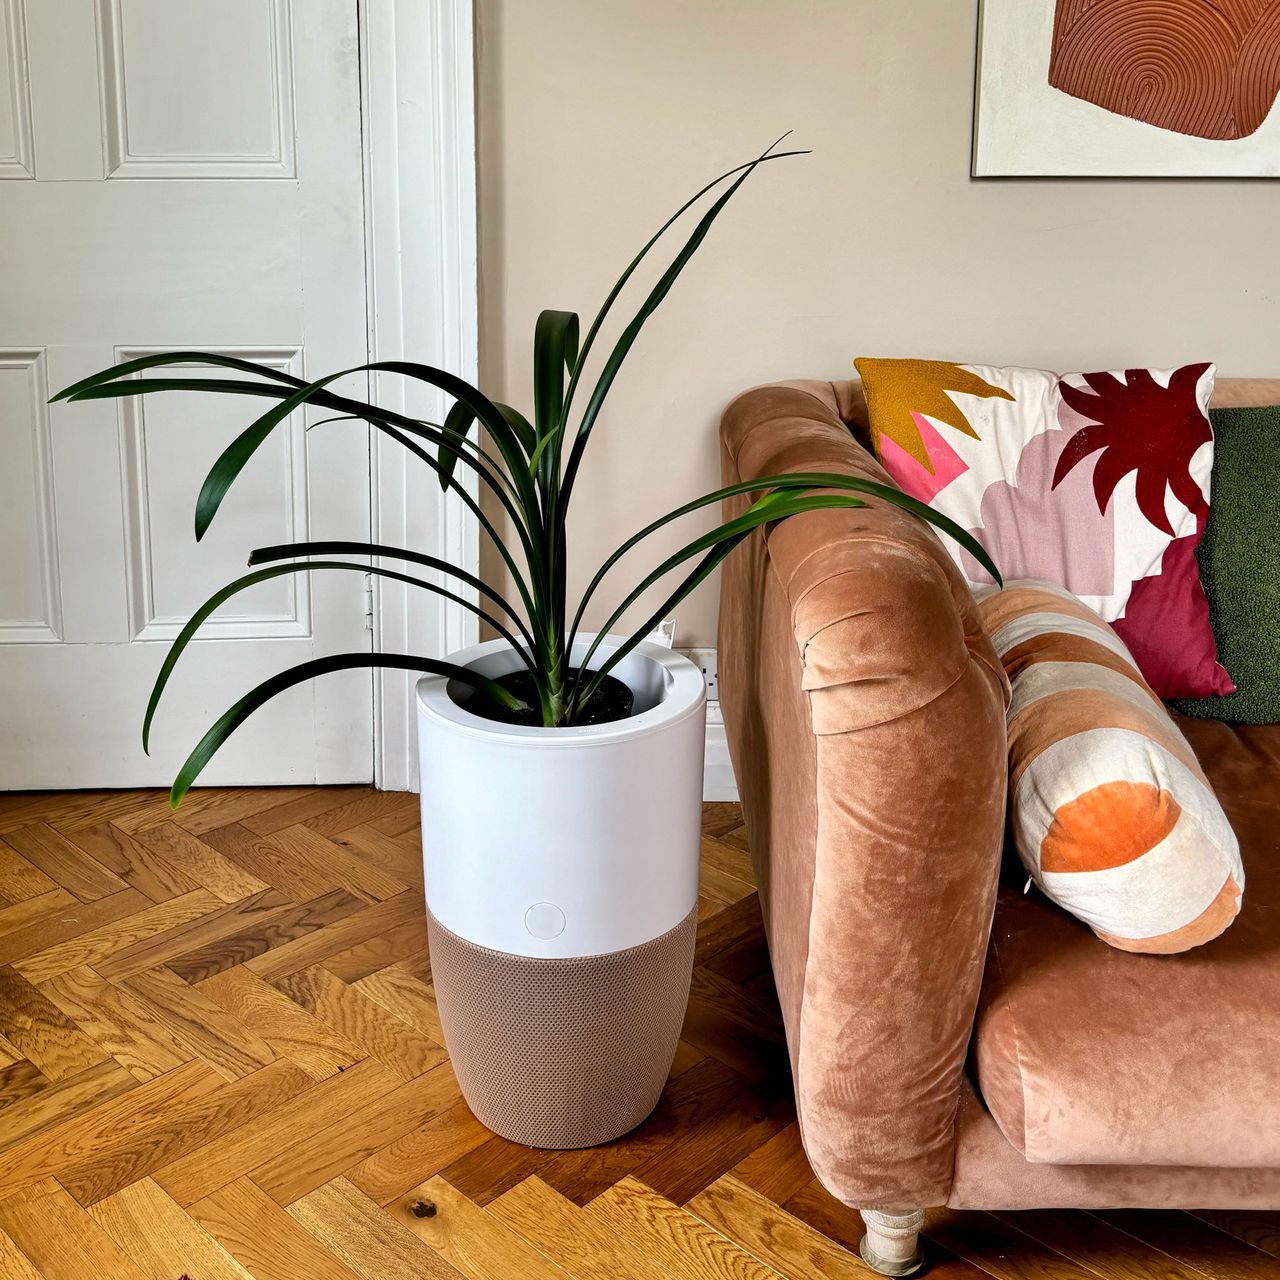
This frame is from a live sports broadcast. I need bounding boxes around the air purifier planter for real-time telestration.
[416,634,706,1149]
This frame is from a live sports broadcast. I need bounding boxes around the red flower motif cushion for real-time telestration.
[854,357,1233,699]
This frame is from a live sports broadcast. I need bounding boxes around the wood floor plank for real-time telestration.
[0,888,77,943]
[0,1178,152,1280]
[489,1174,672,1280]
[585,1174,786,1280]
[190,1176,367,1280]
[1095,1209,1280,1279]
[266,822,409,903]
[924,1207,1100,1279]
[124,821,270,903]
[0,1229,45,1280]
[729,1123,815,1206]
[329,823,424,889]
[301,789,416,838]
[681,963,788,1081]
[347,1098,494,1206]
[688,1175,876,1279]
[629,1067,792,1208]
[59,1057,314,1206]
[199,965,367,1080]
[0,888,149,968]
[89,1178,256,1280]
[245,889,423,981]
[1189,1211,1280,1258]
[0,1059,222,1199]
[241,787,378,837]
[14,888,224,984]
[95,886,295,981]
[286,1176,466,1280]
[3,823,130,901]
[352,957,445,1044]
[153,1056,398,1206]
[0,839,59,903]
[386,1173,577,1279]
[0,965,112,1081]
[247,1059,463,1205]
[167,786,322,836]
[274,962,446,1081]
[321,916,428,983]
[0,1058,137,1156]
[164,888,365,983]
[120,965,277,1080]
[19,790,159,835]
[68,822,202,903]
[39,964,193,1082]
[0,1058,48,1109]
[200,821,342,902]
[992,1208,1212,1280]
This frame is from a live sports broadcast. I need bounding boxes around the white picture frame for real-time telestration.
[973,0,1280,178]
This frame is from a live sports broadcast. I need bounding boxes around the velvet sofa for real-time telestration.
[718,376,1280,1277]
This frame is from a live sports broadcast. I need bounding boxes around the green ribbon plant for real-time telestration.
[53,137,999,806]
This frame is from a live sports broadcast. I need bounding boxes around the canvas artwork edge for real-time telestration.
[973,0,1280,178]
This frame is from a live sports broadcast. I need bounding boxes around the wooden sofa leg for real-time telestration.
[859,1208,925,1276]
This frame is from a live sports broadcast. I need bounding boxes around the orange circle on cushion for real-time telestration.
[1040,781,1182,873]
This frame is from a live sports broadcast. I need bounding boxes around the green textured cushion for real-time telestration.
[1172,404,1280,724]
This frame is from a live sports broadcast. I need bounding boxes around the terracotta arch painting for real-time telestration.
[974,0,1280,175]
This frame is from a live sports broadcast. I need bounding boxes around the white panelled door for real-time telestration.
[0,0,375,789]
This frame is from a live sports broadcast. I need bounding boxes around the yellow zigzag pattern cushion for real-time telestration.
[976,579,1243,954]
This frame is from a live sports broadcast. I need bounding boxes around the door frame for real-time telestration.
[360,0,480,791]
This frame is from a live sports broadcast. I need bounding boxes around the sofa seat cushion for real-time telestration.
[974,716,1280,1167]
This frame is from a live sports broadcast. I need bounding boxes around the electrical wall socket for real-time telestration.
[681,648,718,702]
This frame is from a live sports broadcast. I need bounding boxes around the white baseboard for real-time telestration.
[703,702,739,802]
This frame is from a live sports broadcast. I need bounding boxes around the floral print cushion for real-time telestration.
[855,357,1232,699]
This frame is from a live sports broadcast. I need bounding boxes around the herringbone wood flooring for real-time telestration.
[0,786,1273,1279]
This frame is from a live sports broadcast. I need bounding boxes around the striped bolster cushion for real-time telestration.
[976,579,1244,954]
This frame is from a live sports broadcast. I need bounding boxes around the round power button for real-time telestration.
[524,902,566,940]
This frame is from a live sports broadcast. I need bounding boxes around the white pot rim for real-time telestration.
[416,633,705,748]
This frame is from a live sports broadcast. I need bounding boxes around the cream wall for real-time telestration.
[475,0,1279,647]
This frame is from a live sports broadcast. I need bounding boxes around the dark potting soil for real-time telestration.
[464,668,635,727]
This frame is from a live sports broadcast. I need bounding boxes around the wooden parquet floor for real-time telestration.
[0,786,1274,1279]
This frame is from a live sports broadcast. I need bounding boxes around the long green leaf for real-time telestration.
[63,378,301,402]
[436,400,476,492]
[559,141,805,508]
[170,654,524,806]
[567,471,1002,650]
[52,351,309,402]
[194,367,360,540]
[571,538,746,716]
[532,309,579,489]
[144,561,535,754]
[569,491,869,706]
[558,140,807,440]
[248,539,536,652]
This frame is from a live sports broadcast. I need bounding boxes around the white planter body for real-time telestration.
[416,635,706,1148]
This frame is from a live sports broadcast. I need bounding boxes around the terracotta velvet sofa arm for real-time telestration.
[717,380,1010,1209]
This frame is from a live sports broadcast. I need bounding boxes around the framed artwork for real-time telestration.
[974,1,1280,177]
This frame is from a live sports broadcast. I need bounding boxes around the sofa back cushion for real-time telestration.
[977,579,1244,953]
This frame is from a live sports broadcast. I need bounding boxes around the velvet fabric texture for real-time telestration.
[718,381,1010,1209]
[1174,403,1280,724]
[975,715,1280,1170]
[720,377,1280,1213]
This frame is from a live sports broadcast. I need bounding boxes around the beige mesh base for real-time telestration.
[426,906,697,1150]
